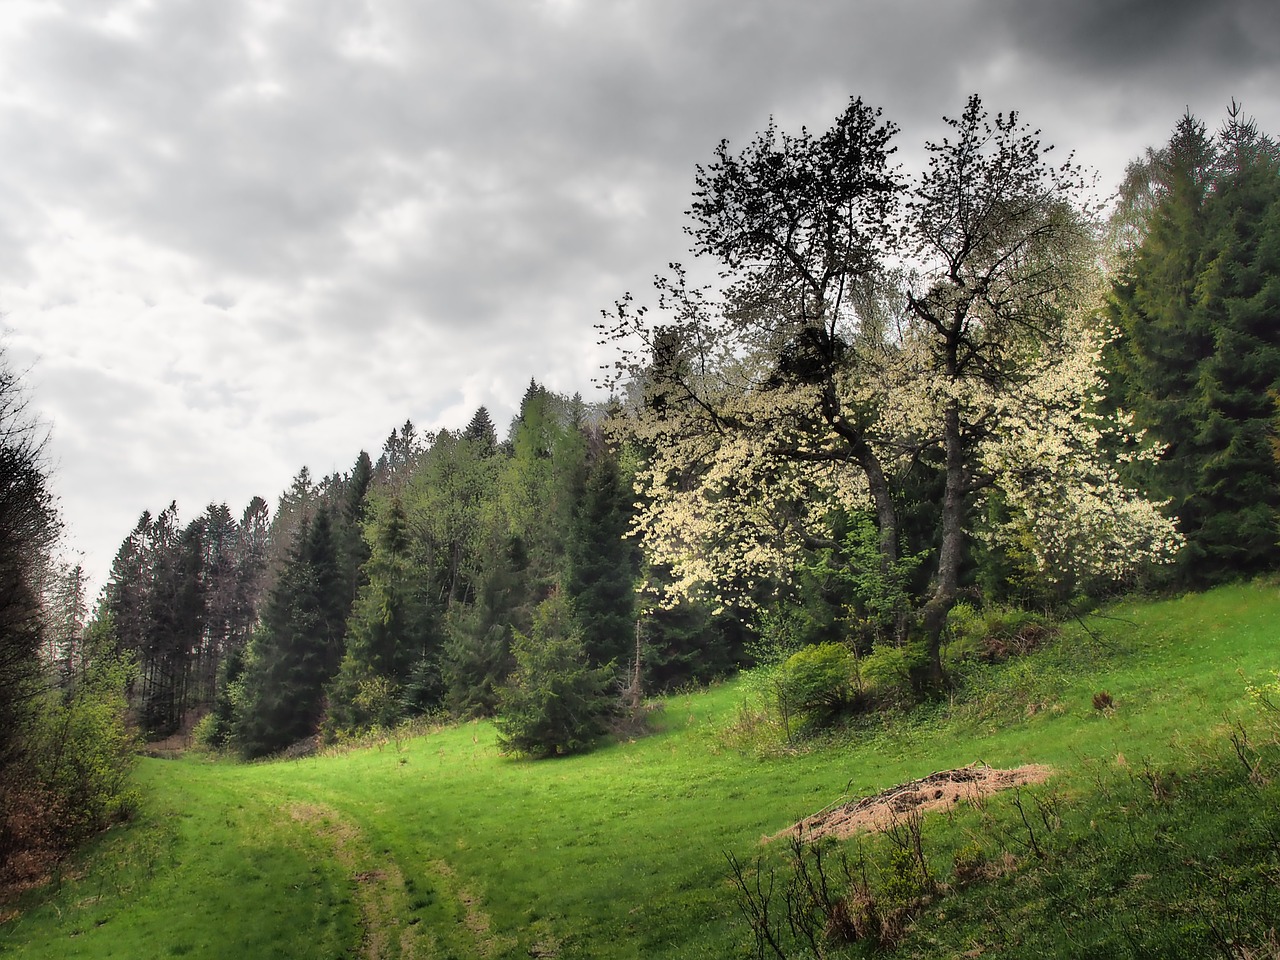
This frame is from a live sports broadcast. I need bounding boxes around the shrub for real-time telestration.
[775,642,859,734]
[946,603,1055,664]
[31,655,140,843]
[858,643,927,708]
[191,711,220,750]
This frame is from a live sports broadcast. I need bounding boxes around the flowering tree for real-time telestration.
[602,96,1180,684]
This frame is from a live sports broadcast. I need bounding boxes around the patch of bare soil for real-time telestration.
[772,763,1053,842]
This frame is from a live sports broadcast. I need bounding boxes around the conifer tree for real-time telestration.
[326,496,441,734]
[566,443,637,668]
[233,509,346,758]
[0,351,59,811]
[1107,106,1280,581]
[463,406,498,456]
[495,592,615,758]
[442,535,522,717]
[336,450,374,607]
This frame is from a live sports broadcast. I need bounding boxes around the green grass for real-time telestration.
[2,581,1278,958]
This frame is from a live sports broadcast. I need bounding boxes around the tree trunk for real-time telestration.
[854,440,900,572]
[920,399,966,687]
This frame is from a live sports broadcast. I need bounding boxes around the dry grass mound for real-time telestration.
[773,762,1053,842]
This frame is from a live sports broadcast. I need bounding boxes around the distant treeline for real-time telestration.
[95,384,749,757]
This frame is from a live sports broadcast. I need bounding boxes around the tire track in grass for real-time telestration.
[289,803,434,960]
[288,803,526,959]
[425,859,519,958]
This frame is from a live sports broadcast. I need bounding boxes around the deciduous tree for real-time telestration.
[604,96,1179,684]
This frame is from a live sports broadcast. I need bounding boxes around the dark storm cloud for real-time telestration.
[996,0,1280,75]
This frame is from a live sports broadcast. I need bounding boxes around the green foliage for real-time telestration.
[806,513,929,649]
[494,594,616,758]
[857,643,927,708]
[1106,106,1280,584]
[197,645,244,750]
[3,645,139,893]
[326,495,442,737]
[442,542,520,717]
[565,443,638,668]
[498,383,586,607]
[774,642,858,733]
[232,510,347,758]
[641,574,751,690]
[31,654,140,844]
[944,602,1055,664]
[398,654,445,717]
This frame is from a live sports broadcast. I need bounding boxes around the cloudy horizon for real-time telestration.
[2,0,1277,595]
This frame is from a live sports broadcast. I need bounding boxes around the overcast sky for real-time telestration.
[2,0,1277,595]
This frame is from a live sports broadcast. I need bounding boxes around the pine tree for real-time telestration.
[336,451,374,609]
[494,593,616,758]
[442,535,522,717]
[463,406,498,456]
[1107,107,1280,581]
[326,496,441,734]
[566,443,637,668]
[0,351,60,813]
[233,509,346,758]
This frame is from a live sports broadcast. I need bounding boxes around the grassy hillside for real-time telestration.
[3,582,1279,958]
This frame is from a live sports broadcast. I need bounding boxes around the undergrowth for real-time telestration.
[728,674,1280,958]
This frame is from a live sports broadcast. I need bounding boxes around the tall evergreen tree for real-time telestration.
[442,534,522,717]
[335,450,374,610]
[1107,107,1280,581]
[327,496,442,734]
[463,406,498,456]
[566,442,637,669]
[499,383,587,616]
[139,514,204,736]
[0,351,60,820]
[233,509,346,758]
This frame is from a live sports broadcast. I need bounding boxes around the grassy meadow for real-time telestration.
[3,581,1279,958]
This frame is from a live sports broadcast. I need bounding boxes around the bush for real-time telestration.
[858,643,927,708]
[323,656,405,742]
[946,603,1054,664]
[191,711,220,751]
[32,656,140,841]
[775,642,859,734]
[3,653,139,893]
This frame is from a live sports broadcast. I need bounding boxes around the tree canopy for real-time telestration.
[603,96,1181,680]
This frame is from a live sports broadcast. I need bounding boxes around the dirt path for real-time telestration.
[288,803,522,960]
[772,763,1053,842]
[289,803,433,960]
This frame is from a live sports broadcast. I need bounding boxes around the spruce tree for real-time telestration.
[463,406,498,456]
[233,509,346,758]
[336,450,374,609]
[327,496,440,734]
[566,445,637,668]
[1107,107,1280,581]
[494,593,615,758]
